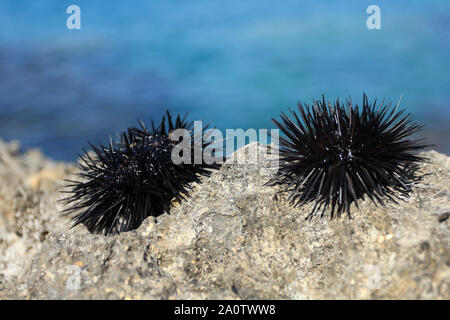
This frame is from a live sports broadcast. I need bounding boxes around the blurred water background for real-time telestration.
[0,0,449,160]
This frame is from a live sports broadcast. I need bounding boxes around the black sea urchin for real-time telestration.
[62,111,221,235]
[269,94,429,219]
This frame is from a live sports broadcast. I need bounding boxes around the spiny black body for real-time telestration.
[270,94,429,219]
[62,111,221,235]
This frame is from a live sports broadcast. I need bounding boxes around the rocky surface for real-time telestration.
[0,139,75,292]
[0,139,449,299]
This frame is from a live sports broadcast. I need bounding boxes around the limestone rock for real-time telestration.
[0,140,449,299]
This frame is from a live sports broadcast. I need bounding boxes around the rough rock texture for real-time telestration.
[0,140,75,291]
[0,139,449,299]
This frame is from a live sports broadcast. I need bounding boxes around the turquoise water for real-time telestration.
[0,0,449,160]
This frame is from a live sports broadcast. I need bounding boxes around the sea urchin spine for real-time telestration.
[62,111,221,235]
[269,94,429,219]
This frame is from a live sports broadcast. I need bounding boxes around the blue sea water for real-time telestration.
[0,0,449,160]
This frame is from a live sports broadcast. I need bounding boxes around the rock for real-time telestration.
[0,140,449,299]
[0,139,76,290]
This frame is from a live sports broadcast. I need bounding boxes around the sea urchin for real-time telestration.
[62,111,221,235]
[269,94,429,219]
